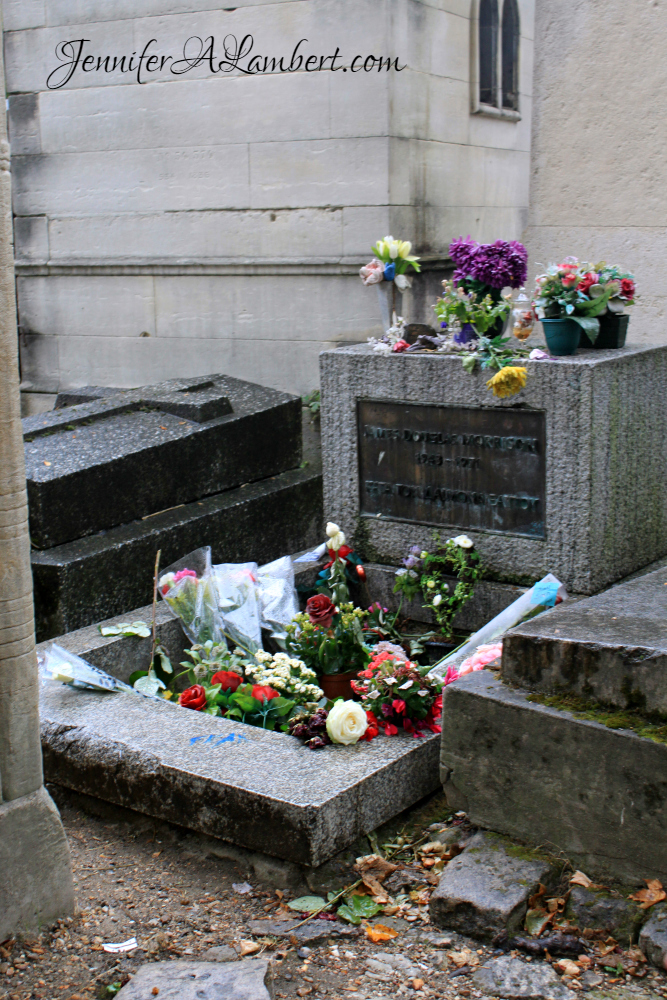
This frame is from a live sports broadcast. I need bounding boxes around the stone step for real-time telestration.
[503,565,667,716]
[32,464,323,641]
[440,671,667,883]
[24,374,302,549]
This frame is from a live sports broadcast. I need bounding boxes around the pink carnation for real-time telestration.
[173,568,198,584]
[359,259,385,286]
[458,642,503,676]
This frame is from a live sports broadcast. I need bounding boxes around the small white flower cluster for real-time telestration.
[247,652,323,703]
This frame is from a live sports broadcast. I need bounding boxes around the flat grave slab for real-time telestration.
[440,671,667,882]
[23,374,302,549]
[38,602,439,867]
[502,565,667,716]
[40,682,439,867]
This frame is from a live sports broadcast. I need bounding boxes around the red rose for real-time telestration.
[561,273,577,288]
[251,685,280,703]
[621,278,635,299]
[211,671,242,692]
[179,684,207,711]
[306,593,337,629]
[327,545,352,562]
[577,272,597,294]
[392,339,410,353]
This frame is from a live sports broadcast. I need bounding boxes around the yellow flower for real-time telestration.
[486,366,528,398]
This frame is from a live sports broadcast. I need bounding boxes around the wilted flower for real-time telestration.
[326,521,346,551]
[486,366,528,398]
[359,259,385,286]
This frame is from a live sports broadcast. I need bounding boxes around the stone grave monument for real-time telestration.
[25,374,323,640]
[320,343,667,612]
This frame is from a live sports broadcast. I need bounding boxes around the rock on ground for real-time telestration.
[472,955,575,999]
[429,831,552,940]
[114,959,272,999]
[245,918,360,944]
[566,885,644,942]
[640,905,667,970]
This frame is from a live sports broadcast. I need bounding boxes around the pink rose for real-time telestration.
[359,259,385,286]
[459,642,503,675]
[561,273,577,288]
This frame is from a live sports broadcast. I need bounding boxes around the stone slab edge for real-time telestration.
[440,671,667,882]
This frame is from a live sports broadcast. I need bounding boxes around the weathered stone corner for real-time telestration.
[0,786,75,940]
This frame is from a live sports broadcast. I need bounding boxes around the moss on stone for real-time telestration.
[527,692,667,745]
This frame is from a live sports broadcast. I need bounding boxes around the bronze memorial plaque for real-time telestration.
[358,401,546,538]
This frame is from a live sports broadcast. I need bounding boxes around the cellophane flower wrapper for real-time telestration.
[159,546,227,647]
[39,643,134,693]
[212,562,263,653]
[257,555,299,645]
[428,572,566,683]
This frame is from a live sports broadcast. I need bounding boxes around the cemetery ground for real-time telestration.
[2,791,667,1000]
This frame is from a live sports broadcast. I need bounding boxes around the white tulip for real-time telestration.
[326,700,369,745]
[394,273,412,292]
[452,534,474,549]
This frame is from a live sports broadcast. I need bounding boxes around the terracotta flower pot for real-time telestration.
[319,671,358,702]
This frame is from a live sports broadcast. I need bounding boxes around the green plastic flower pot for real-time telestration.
[541,318,581,356]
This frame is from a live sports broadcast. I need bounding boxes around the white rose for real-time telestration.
[326,700,368,745]
[452,534,474,549]
[432,594,442,607]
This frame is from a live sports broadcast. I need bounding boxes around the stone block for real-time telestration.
[565,885,644,944]
[39,676,440,867]
[0,786,75,940]
[114,959,272,1000]
[23,374,302,548]
[429,831,551,940]
[639,905,667,970]
[472,955,574,1000]
[32,464,323,639]
[320,344,667,595]
[502,566,667,716]
[440,671,667,882]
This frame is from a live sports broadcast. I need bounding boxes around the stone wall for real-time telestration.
[524,0,667,344]
[4,0,534,395]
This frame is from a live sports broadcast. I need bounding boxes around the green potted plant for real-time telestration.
[532,257,636,354]
[285,598,370,701]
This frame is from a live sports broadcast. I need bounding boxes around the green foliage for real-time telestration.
[337,894,382,925]
[285,603,370,677]
[287,895,327,912]
[302,389,321,421]
[210,682,297,730]
[461,332,530,375]
[434,279,512,336]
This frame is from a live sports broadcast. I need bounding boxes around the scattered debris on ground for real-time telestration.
[1,788,667,1000]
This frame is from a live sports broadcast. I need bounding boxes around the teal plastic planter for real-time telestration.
[541,318,581,356]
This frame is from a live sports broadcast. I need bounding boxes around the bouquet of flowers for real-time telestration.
[289,699,377,750]
[286,598,370,677]
[313,522,366,605]
[394,535,484,640]
[159,547,226,646]
[178,676,297,731]
[532,258,636,343]
[360,236,421,292]
[245,651,323,702]
[351,651,442,737]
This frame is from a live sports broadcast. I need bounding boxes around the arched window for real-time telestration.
[476,0,520,117]
[501,0,520,111]
[478,0,499,107]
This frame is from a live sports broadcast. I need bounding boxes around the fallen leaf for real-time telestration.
[287,896,327,913]
[529,884,547,909]
[629,879,666,909]
[555,959,581,977]
[365,924,398,943]
[448,949,472,968]
[570,871,592,888]
[525,907,553,938]
[238,940,260,956]
[355,854,399,899]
